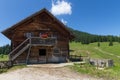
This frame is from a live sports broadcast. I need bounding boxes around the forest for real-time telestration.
[68,27,120,44]
[0,44,10,55]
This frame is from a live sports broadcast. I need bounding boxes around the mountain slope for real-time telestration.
[68,27,120,44]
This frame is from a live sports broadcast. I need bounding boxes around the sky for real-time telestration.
[0,0,120,46]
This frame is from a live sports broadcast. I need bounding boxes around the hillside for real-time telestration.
[68,27,120,44]
[70,42,120,79]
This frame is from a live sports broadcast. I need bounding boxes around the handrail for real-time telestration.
[30,37,57,39]
[30,37,57,45]
[11,44,30,61]
[9,38,30,56]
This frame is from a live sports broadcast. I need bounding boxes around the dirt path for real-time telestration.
[0,64,103,80]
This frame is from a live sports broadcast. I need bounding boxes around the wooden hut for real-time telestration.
[1,8,74,64]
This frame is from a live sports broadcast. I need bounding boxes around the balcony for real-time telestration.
[29,37,57,46]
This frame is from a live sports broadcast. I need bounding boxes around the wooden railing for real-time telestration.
[69,55,83,61]
[9,38,30,61]
[30,37,57,46]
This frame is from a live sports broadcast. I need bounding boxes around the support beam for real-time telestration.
[26,45,32,64]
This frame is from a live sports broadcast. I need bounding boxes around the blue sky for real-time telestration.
[0,0,120,46]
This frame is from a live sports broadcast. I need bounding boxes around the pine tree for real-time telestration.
[98,42,100,47]
[118,37,120,43]
[109,40,113,46]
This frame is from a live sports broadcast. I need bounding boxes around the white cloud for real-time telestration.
[61,18,67,25]
[51,0,72,15]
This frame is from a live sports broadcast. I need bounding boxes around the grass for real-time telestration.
[70,63,117,80]
[0,54,9,61]
[70,42,120,79]
[0,54,26,74]
[0,65,26,74]
[7,65,27,72]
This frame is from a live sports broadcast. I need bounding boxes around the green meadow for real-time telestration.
[0,54,9,61]
[70,42,120,79]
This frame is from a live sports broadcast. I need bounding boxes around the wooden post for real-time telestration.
[46,47,48,63]
[29,38,31,44]
[67,39,70,59]
[60,48,62,61]
[26,45,31,64]
[97,60,98,69]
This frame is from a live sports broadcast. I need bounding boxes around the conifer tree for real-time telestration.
[98,42,100,47]
[109,40,113,46]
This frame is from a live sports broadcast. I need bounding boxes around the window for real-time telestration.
[53,48,59,54]
[52,33,57,38]
[25,32,34,38]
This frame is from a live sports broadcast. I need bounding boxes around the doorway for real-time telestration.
[38,49,47,63]
[39,49,46,56]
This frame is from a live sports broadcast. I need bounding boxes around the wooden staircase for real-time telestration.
[11,44,30,61]
[9,38,30,61]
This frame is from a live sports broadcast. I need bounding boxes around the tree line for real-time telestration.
[0,44,10,55]
[68,27,120,44]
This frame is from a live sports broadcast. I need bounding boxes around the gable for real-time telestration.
[1,8,74,40]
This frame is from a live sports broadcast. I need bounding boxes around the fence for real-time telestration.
[69,55,84,61]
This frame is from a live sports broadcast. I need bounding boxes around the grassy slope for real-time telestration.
[70,42,120,79]
[70,42,120,63]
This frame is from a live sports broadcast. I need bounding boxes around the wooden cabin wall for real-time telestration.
[13,50,28,64]
[57,34,69,56]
